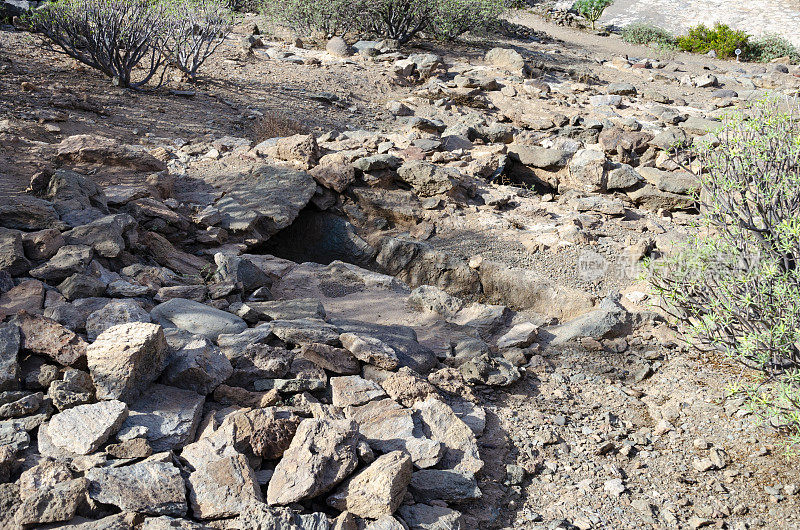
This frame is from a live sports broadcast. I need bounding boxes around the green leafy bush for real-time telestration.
[260,0,361,37]
[676,23,749,58]
[429,0,507,41]
[746,34,800,64]
[648,100,800,454]
[572,0,613,30]
[621,22,675,47]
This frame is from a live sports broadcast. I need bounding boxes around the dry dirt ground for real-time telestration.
[2,9,800,530]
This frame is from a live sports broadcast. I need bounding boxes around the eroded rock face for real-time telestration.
[266,418,361,505]
[87,322,169,403]
[327,450,412,519]
[86,462,187,516]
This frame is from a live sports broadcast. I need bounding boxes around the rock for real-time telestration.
[267,418,360,505]
[47,400,128,455]
[87,322,168,403]
[58,274,107,301]
[63,214,134,259]
[409,469,481,502]
[545,295,630,345]
[626,183,692,211]
[327,450,412,518]
[345,398,442,469]
[680,116,721,135]
[327,36,353,57]
[366,516,408,530]
[485,47,527,75]
[638,166,699,195]
[650,127,688,150]
[566,149,607,192]
[212,384,279,408]
[340,332,400,370]
[379,368,438,407]
[48,369,94,411]
[397,161,470,199]
[151,299,248,341]
[271,318,341,346]
[496,322,538,350]
[13,311,87,366]
[212,253,271,293]
[120,383,205,452]
[0,228,30,276]
[508,145,570,169]
[86,461,187,516]
[459,353,520,387]
[0,195,62,231]
[248,298,326,321]
[19,460,73,500]
[331,375,388,407]
[233,407,303,460]
[86,299,151,341]
[106,437,152,458]
[606,163,642,190]
[589,94,623,107]
[397,504,463,530]
[413,398,482,475]
[29,244,93,283]
[607,82,637,96]
[0,323,20,391]
[299,343,360,375]
[161,333,232,395]
[263,134,320,169]
[14,478,89,526]
[56,134,167,171]
[140,232,209,277]
[0,390,42,418]
[188,454,262,519]
[0,280,46,319]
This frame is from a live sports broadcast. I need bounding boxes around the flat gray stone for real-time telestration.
[120,383,204,452]
[150,298,248,341]
[47,400,128,455]
[86,461,187,516]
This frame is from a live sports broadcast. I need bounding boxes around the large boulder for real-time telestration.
[150,298,248,341]
[86,322,169,403]
[485,47,528,76]
[55,134,167,171]
[266,418,361,505]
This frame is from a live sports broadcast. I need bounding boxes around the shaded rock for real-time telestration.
[151,299,248,341]
[63,214,134,259]
[266,418,360,505]
[120,383,205,452]
[188,454,262,519]
[212,253,271,294]
[56,134,166,171]
[0,195,61,231]
[58,273,106,301]
[544,295,630,345]
[496,322,538,350]
[48,368,95,410]
[0,280,46,319]
[397,504,463,530]
[13,311,87,366]
[0,227,30,276]
[397,161,471,198]
[0,323,20,391]
[86,461,187,516]
[21,229,65,261]
[409,469,481,502]
[327,450,412,518]
[232,407,303,460]
[19,459,73,500]
[212,384,279,409]
[638,166,699,195]
[162,332,232,395]
[271,318,341,346]
[248,298,326,321]
[140,232,209,277]
[366,516,408,530]
[508,145,570,169]
[299,343,360,375]
[29,244,93,283]
[105,437,153,459]
[0,390,43,418]
[48,400,128,454]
